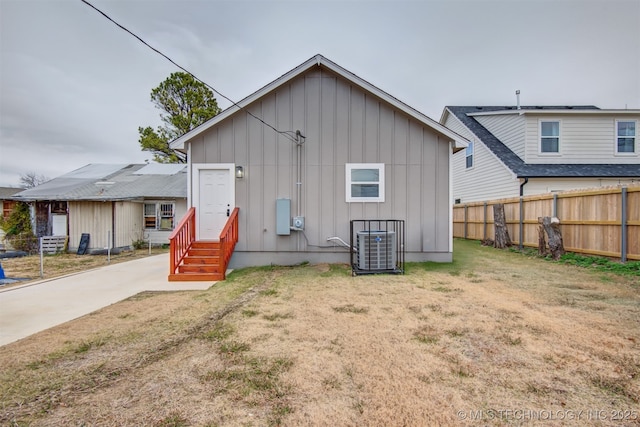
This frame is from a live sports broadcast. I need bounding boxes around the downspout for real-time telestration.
[519,177,529,197]
[187,142,192,209]
[295,130,305,218]
[112,201,116,249]
[518,177,528,251]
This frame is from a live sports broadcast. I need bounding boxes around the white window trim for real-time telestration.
[539,119,562,156]
[144,202,157,230]
[345,163,385,203]
[615,119,637,156]
[465,142,474,169]
[144,201,176,231]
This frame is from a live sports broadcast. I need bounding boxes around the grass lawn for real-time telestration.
[0,239,638,426]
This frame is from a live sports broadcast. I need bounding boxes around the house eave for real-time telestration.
[515,166,640,179]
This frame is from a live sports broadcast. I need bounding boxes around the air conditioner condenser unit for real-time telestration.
[357,230,396,270]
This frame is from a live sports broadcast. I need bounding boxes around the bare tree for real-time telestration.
[20,172,49,189]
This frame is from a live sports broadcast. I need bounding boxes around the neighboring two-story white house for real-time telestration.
[441,105,640,203]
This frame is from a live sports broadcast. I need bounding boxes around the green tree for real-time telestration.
[139,72,221,163]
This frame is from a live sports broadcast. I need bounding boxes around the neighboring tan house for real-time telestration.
[167,54,468,280]
[441,105,640,203]
[0,187,24,251]
[10,164,187,252]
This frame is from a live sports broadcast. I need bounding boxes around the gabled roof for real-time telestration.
[444,106,640,178]
[10,164,187,202]
[171,54,468,152]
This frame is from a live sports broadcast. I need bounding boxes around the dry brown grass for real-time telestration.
[1,240,638,426]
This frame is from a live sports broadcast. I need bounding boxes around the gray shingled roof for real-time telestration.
[0,187,24,199]
[446,106,640,178]
[10,164,187,201]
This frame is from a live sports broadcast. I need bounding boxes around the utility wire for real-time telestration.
[80,0,297,143]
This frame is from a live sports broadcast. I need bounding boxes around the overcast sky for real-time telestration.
[1,0,638,187]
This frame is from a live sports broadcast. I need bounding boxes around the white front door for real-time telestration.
[193,164,235,240]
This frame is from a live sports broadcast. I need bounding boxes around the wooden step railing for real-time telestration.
[219,207,239,277]
[168,207,239,280]
[169,207,195,277]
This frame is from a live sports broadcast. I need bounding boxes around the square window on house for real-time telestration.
[345,163,385,202]
[144,203,156,229]
[144,202,175,230]
[159,203,174,230]
[540,121,560,153]
[465,142,474,168]
[616,120,636,153]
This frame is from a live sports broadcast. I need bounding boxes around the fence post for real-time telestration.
[621,187,628,263]
[483,202,487,240]
[553,193,558,218]
[39,237,44,278]
[519,197,524,250]
[464,205,468,239]
[107,230,111,264]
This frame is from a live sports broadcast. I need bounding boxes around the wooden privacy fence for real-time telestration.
[453,185,640,261]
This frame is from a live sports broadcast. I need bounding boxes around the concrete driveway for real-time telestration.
[0,253,216,346]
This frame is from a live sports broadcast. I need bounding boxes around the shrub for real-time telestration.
[132,239,147,250]
[0,202,37,252]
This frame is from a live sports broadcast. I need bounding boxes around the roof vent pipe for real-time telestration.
[516,90,521,110]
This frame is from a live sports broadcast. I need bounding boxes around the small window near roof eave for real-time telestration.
[540,120,561,154]
[465,142,474,168]
[616,120,637,154]
[345,163,385,203]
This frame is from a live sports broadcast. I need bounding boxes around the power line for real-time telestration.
[80,0,297,143]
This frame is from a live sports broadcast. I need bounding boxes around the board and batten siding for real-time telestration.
[444,114,520,203]
[114,201,142,248]
[68,201,112,251]
[524,114,640,163]
[191,68,452,263]
[69,201,144,251]
[474,114,526,158]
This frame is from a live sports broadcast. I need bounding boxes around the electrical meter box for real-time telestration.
[293,216,305,230]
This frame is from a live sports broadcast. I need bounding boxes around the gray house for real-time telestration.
[11,164,187,252]
[441,105,640,203]
[168,54,468,279]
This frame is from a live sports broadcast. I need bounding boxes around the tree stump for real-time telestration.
[537,218,548,256]
[540,216,565,260]
[493,203,512,249]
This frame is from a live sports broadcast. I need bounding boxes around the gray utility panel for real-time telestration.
[276,199,291,235]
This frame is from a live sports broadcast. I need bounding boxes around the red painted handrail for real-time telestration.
[169,207,196,275]
[169,206,238,280]
[219,208,239,277]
